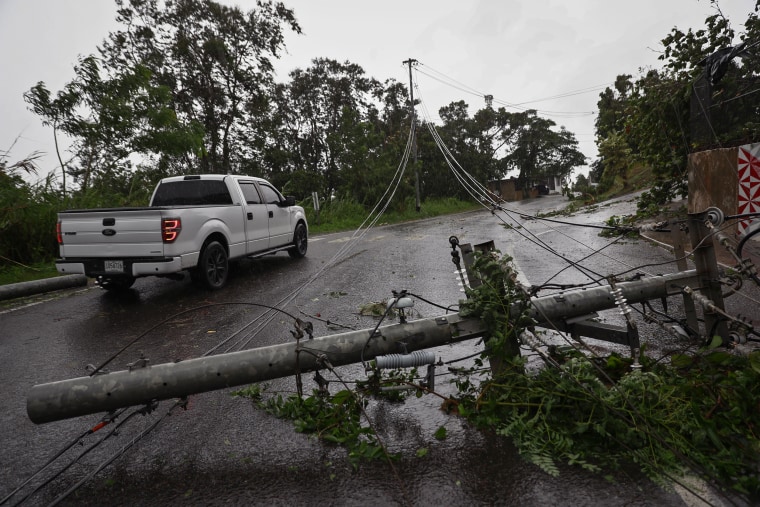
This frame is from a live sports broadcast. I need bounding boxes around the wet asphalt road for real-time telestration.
[3,193,748,506]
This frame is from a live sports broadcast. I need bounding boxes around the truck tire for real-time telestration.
[288,222,308,259]
[197,240,229,290]
[98,275,136,291]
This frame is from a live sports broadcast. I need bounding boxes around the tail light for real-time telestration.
[162,218,181,243]
[56,221,63,245]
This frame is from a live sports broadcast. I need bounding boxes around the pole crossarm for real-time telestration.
[27,270,698,424]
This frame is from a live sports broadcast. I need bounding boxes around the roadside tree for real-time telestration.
[595,3,760,207]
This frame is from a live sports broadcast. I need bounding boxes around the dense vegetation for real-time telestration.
[456,252,760,501]
[590,2,760,209]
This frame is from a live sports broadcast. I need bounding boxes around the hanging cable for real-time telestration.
[415,62,600,117]
[209,117,418,355]
[47,400,185,507]
[537,232,630,291]
[414,75,652,286]
[0,409,128,506]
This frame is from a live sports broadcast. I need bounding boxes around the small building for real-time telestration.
[487,177,520,201]
[488,174,564,201]
[546,175,564,194]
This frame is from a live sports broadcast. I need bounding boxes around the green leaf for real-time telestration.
[331,389,353,404]
[322,434,345,444]
[746,351,760,375]
[670,354,693,368]
[705,351,731,365]
[434,426,448,440]
[416,448,429,458]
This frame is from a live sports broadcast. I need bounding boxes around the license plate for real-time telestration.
[104,260,124,273]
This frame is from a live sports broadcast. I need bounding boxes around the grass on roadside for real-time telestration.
[0,261,58,286]
[305,196,483,235]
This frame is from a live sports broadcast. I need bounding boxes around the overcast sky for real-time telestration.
[0,0,754,183]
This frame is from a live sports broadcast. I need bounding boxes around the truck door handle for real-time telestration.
[247,212,253,220]
[268,211,273,218]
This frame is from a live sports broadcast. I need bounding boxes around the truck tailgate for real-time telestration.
[59,209,166,258]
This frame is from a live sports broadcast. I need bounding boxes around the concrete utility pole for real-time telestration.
[403,58,421,212]
[27,269,699,424]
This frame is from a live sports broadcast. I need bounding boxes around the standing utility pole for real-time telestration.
[403,58,421,212]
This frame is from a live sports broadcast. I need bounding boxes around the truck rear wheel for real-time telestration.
[288,222,308,258]
[197,240,228,290]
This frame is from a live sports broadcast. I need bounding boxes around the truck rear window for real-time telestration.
[152,180,233,206]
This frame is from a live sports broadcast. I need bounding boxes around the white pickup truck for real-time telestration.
[55,174,308,291]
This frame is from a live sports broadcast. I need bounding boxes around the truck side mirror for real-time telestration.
[280,196,296,207]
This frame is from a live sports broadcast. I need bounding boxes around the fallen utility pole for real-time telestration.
[27,269,698,424]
